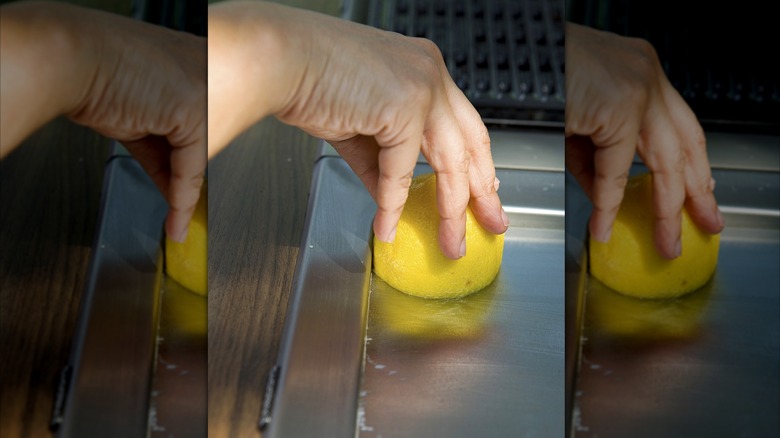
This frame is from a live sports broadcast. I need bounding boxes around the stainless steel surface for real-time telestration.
[570,160,780,437]
[319,126,566,171]
[627,132,780,173]
[149,278,207,436]
[55,143,207,436]
[358,166,565,437]
[565,171,588,438]
[705,132,780,172]
[56,146,168,437]
[270,129,565,436]
[264,156,374,438]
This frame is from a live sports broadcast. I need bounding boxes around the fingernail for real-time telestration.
[593,226,611,243]
[383,226,397,243]
[459,238,467,258]
[500,207,510,227]
[675,239,682,258]
[709,178,716,191]
[173,226,188,243]
[494,177,501,192]
[716,207,725,229]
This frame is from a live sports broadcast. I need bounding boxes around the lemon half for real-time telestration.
[373,173,504,299]
[589,173,720,299]
[165,181,207,296]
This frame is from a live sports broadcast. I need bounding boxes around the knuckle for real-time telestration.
[595,168,629,189]
[688,127,708,154]
[689,172,714,199]
[628,37,660,70]
[475,124,491,149]
[393,80,433,111]
[415,37,443,60]
[375,108,401,132]
[432,149,470,175]
[473,174,499,200]
[411,38,444,77]
[379,170,414,190]
[592,170,629,210]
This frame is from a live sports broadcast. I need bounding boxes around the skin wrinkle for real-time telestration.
[355,164,380,197]
[436,184,465,221]
[687,173,713,199]
[206,2,506,257]
[377,112,419,150]
[375,171,413,212]
[591,171,628,207]
[68,51,118,129]
[2,2,208,240]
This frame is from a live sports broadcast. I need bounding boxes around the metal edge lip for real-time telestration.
[705,131,780,172]
[319,129,779,174]
[269,156,569,437]
[51,146,121,433]
[55,145,168,437]
[264,156,373,438]
[317,130,778,177]
[505,205,565,216]
[629,131,780,172]
[264,157,330,436]
[719,206,780,217]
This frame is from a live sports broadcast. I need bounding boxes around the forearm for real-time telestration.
[0,2,96,157]
[207,1,310,157]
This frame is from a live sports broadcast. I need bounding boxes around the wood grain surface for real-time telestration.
[207,118,319,437]
[205,3,340,437]
[1,2,140,437]
[1,1,340,436]
[0,119,110,437]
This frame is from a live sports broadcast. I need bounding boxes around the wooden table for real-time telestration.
[0,118,110,438]
[207,119,317,437]
[1,1,339,436]
[0,1,138,436]
[205,4,340,437]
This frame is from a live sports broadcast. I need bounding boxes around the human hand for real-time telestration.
[0,1,206,242]
[208,2,508,260]
[564,22,723,259]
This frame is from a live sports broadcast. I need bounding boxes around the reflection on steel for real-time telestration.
[504,205,565,216]
[263,157,373,438]
[266,131,566,437]
[570,161,780,437]
[359,166,565,436]
[149,278,207,437]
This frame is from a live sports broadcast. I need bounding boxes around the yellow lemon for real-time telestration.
[162,276,207,338]
[373,173,504,299]
[165,180,207,296]
[589,173,720,299]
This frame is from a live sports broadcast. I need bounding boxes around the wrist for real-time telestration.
[0,2,98,151]
[207,1,313,154]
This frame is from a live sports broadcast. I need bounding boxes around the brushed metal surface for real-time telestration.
[268,128,566,436]
[56,147,168,437]
[149,278,207,437]
[570,161,780,437]
[358,167,565,437]
[705,132,780,172]
[264,156,374,438]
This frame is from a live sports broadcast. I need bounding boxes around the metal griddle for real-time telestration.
[52,144,206,437]
[567,133,780,437]
[262,129,565,437]
[358,168,564,437]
